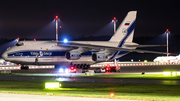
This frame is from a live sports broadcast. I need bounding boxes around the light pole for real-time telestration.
[165,29,170,63]
[54,16,60,42]
[112,17,117,63]
[112,17,117,34]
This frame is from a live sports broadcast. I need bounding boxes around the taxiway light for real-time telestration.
[144,60,147,63]
[45,82,61,89]
[163,72,171,76]
[172,72,177,76]
[177,72,180,75]
[131,59,133,62]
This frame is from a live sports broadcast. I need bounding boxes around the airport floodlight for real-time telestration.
[166,29,169,33]
[15,37,20,42]
[55,15,58,19]
[54,16,60,42]
[165,29,170,63]
[45,82,61,89]
[112,17,118,34]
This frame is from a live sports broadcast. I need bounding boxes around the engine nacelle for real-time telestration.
[92,53,108,61]
[65,51,81,60]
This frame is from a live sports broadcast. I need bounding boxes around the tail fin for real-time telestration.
[109,11,137,47]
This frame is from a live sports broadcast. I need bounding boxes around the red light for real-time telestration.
[110,93,114,97]
[166,29,169,32]
[73,69,76,71]
[17,37,19,40]
[34,38,36,41]
[114,17,116,20]
[71,67,74,69]
[55,16,58,19]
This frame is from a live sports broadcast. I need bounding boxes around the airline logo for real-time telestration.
[122,28,127,35]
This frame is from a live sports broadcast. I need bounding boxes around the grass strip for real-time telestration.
[0,80,180,101]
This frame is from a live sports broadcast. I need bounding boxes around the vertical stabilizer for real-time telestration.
[109,11,137,47]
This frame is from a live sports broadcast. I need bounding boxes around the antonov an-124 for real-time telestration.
[2,11,166,70]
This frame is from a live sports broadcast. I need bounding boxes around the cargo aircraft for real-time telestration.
[2,11,166,70]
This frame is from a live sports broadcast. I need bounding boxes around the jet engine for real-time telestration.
[65,51,81,60]
[65,47,89,60]
[92,53,108,61]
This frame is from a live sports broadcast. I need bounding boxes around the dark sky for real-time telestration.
[0,0,179,40]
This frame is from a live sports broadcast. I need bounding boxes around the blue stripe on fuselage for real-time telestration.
[7,50,98,58]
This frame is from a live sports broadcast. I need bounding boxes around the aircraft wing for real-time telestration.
[123,45,166,48]
[57,42,167,54]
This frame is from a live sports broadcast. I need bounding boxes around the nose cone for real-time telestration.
[2,51,7,60]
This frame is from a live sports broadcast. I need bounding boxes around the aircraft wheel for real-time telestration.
[21,65,29,70]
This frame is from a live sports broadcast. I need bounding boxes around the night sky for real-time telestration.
[0,0,179,40]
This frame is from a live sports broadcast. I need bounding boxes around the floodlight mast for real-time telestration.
[112,17,118,63]
[55,16,60,42]
[166,29,170,63]
[112,17,117,34]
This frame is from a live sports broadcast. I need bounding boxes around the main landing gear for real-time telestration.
[21,65,29,70]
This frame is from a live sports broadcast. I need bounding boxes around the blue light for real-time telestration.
[131,59,133,62]
[63,39,68,43]
[59,68,64,72]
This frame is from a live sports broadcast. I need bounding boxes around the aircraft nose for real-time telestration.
[2,51,7,60]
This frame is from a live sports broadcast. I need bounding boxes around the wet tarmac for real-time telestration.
[0,65,180,85]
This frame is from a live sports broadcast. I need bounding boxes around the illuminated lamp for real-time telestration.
[110,93,114,97]
[177,72,180,75]
[55,15,58,19]
[45,82,61,89]
[163,72,171,76]
[172,72,177,76]
[63,39,68,43]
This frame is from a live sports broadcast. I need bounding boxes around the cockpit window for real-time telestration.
[15,42,24,46]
